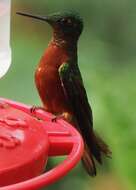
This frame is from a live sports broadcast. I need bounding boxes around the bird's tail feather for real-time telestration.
[91,132,111,163]
[82,131,111,176]
[82,143,96,176]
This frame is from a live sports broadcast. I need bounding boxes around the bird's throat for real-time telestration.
[52,31,78,55]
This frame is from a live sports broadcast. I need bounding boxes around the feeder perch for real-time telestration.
[0,98,84,190]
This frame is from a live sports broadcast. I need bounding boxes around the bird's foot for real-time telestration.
[30,106,46,120]
[51,114,64,122]
[51,112,72,123]
[30,106,45,114]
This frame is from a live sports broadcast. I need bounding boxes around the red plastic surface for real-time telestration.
[0,106,49,186]
[0,98,84,190]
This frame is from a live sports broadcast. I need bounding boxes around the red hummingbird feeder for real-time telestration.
[0,98,84,190]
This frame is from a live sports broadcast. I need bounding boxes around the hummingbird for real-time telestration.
[17,11,111,176]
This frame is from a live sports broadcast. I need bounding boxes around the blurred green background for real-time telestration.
[0,0,136,190]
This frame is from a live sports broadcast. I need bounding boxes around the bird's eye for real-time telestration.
[61,18,66,24]
[61,18,72,25]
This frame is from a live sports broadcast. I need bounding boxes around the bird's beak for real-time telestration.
[16,12,51,24]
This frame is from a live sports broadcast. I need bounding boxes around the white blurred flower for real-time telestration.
[0,0,11,78]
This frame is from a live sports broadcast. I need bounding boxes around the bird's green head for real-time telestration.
[46,12,83,38]
[17,11,83,41]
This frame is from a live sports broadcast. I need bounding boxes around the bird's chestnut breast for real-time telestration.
[35,44,70,113]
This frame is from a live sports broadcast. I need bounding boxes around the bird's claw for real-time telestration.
[30,106,37,115]
[30,106,46,121]
[51,116,58,122]
[30,106,45,114]
[51,114,64,122]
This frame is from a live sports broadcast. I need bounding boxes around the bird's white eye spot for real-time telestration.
[67,19,72,24]
[61,18,65,22]
[61,18,72,25]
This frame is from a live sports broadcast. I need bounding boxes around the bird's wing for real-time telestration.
[58,61,93,135]
[58,62,111,175]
